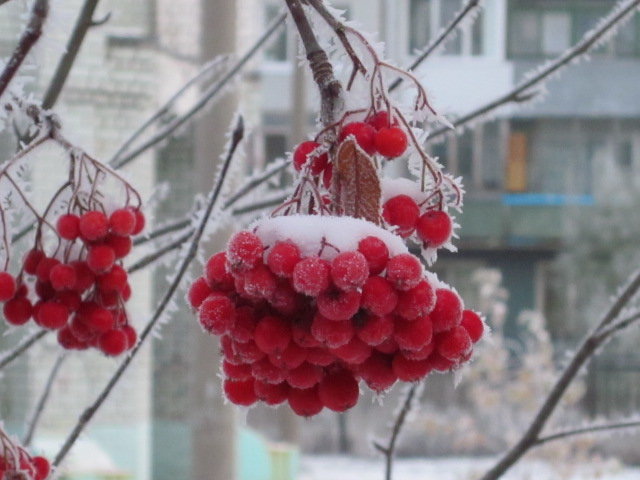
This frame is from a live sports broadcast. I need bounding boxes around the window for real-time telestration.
[409,0,431,53]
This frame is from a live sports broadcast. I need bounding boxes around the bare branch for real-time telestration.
[90,11,111,27]
[535,419,640,447]
[22,353,67,446]
[0,330,48,372]
[389,0,481,92]
[0,0,49,99]
[53,116,245,468]
[427,0,640,143]
[595,310,640,341]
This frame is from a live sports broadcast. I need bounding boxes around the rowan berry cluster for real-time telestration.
[0,427,50,480]
[189,217,483,416]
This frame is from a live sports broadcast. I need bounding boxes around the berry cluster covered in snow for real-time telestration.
[0,426,50,480]
[189,217,483,416]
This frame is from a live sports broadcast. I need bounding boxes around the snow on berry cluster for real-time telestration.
[188,216,483,416]
[0,207,144,356]
[0,426,50,480]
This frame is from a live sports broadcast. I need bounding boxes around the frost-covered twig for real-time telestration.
[128,228,193,274]
[480,269,640,480]
[22,353,67,447]
[388,0,481,92]
[0,0,49,99]
[0,330,47,372]
[534,419,640,447]
[231,193,290,216]
[222,157,289,209]
[52,116,244,468]
[111,12,285,168]
[42,0,105,109]
[427,0,640,142]
[132,218,191,246]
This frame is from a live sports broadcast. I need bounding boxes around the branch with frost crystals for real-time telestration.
[111,12,285,168]
[0,0,49,99]
[480,268,640,480]
[427,0,640,143]
[535,419,640,446]
[42,0,105,109]
[133,218,191,246]
[0,330,47,372]
[22,353,66,446]
[52,116,244,468]
[388,0,481,92]
[128,228,193,274]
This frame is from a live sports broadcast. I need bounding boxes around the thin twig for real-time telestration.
[128,228,193,274]
[231,194,290,216]
[132,218,191,246]
[53,116,244,468]
[222,158,289,209]
[111,13,285,168]
[535,420,640,446]
[0,0,49,98]
[427,0,640,143]
[22,353,67,447]
[0,330,48,372]
[595,311,640,341]
[42,0,102,109]
[389,0,481,92]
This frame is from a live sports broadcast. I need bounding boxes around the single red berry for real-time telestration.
[233,339,266,363]
[36,257,60,283]
[79,211,109,241]
[402,341,435,361]
[461,310,484,343]
[317,288,361,321]
[57,326,84,350]
[426,352,455,372]
[359,353,397,392]
[270,342,307,370]
[254,315,291,355]
[292,257,330,296]
[267,241,301,278]
[56,214,80,240]
[392,353,432,382]
[205,252,234,290]
[395,280,435,320]
[105,234,133,259]
[330,251,369,291]
[49,264,77,291]
[437,326,472,362]
[382,195,420,236]
[129,208,146,235]
[251,357,287,384]
[97,265,128,293]
[188,277,212,309]
[36,301,69,330]
[32,456,50,480]
[230,306,257,343]
[318,369,359,412]
[311,313,354,348]
[287,362,324,389]
[99,329,129,356]
[227,231,264,272]
[293,141,328,174]
[23,249,45,275]
[288,386,323,417]
[339,122,376,155]
[375,127,408,158]
[3,296,33,325]
[356,313,394,346]
[222,359,252,381]
[243,264,277,299]
[122,324,137,348]
[269,281,302,316]
[292,323,322,349]
[70,261,95,292]
[357,236,389,275]
[331,337,372,364]
[386,254,423,291]
[306,347,335,367]
[431,289,463,333]
[375,337,399,354]
[367,111,393,130]
[361,277,398,316]
[394,315,433,352]
[109,209,137,236]
[122,283,132,302]
[86,307,115,333]
[35,280,55,301]
[198,294,235,335]
[416,210,453,248]
[224,378,257,406]
[87,245,116,273]
[255,380,289,405]
[0,272,16,301]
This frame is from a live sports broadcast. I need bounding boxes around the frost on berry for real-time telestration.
[311,313,354,348]
[386,254,423,291]
[330,251,369,291]
[227,231,264,272]
[431,288,463,333]
[255,380,289,405]
[394,315,433,352]
[198,295,236,335]
[292,257,330,296]
[287,362,324,389]
[437,326,472,362]
[316,288,361,321]
[357,236,389,275]
[251,358,287,384]
[267,241,301,278]
[79,211,109,241]
[395,280,435,320]
[356,313,394,346]
[361,276,398,316]
[393,353,432,382]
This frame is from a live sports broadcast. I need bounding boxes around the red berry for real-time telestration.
[35,280,55,301]
[287,362,324,389]
[395,280,435,320]
[383,195,420,236]
[23,249,45,275]
[109,209,136,236]
[292,257,330,296]
[267,241,301,278]
[255,381,289,405]
[205,252,234,290]
[3,296,33,325]
[461,310,484,343]
[36,301,69,329]
[292,324,322,348]
[357,236,389,275]
[230,306,257,343]
[224,378,257,406]
[426,352,455,372]
[71,261,95,292]
[331,251,369,291]
[99,329,128,356]
[331,337,372,364]
[386,254,423,291]
[270,342,308,370]
[356,313,394,346]
[188,277,212,309]
[437,326,472,362]
[227,231,264,272]
[32,456,50,480]
[311,313,354,348]
[49,264,76,291]
[233,339,266,363]
[416,210,453,248]
[375,127,408,158]
[361,277,398,316]
[367,111,392,130]
[251,357,287,384]
[359,353,397,392]
[97,265,128,293]
[254,315,291,355]
[376,337,399,354]
[306,347,335,367]
[87,245,116,273]
[402,341,435,361]
[288,386,323,417]
[0,272,16,301]
[317,288,361,321]
[36,258,60,283]
[79,211,109,241]
[392,353,432,381]
[318,369,359,412]
[105,234,133,259]
[339,122,376,155]
[222,359,252,381]
[243,264,277,299]
[122,324,137,348]
[56,214,80,240]
[198,294,235,335]
[269,281,302,315]
[86,307,115,333]
[431,289,463,333]
[293,141,328,174]
[57,326,84,350]
[130,208,146,235]
[394,315,433,352]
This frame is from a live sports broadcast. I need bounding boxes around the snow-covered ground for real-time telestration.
[298,455,640,480]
